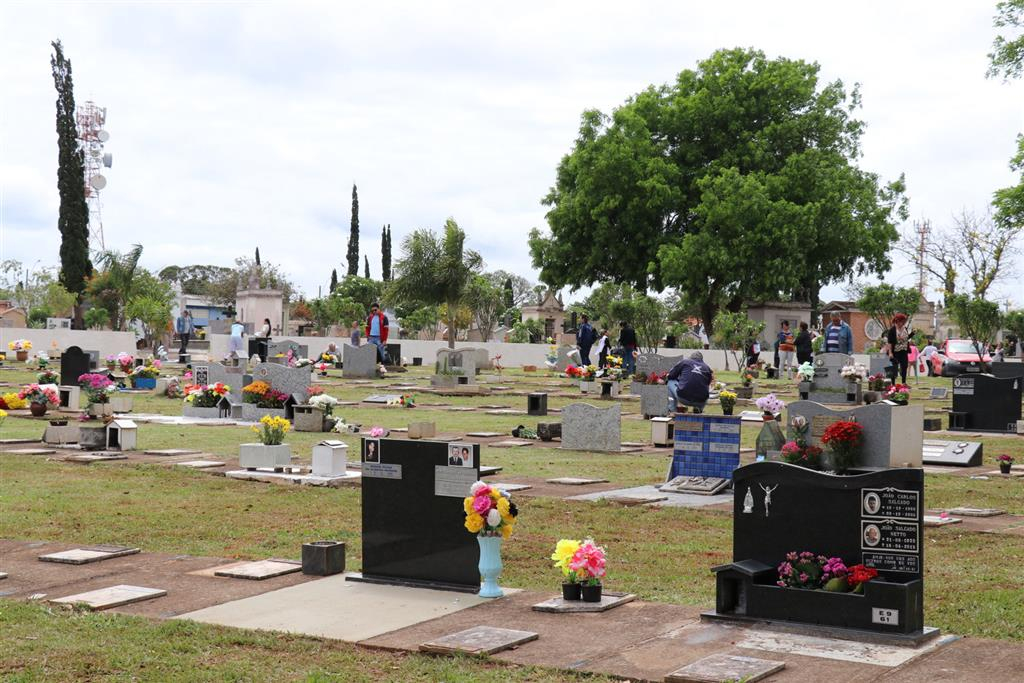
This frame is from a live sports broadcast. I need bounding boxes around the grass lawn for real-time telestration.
[2,359,1024,679]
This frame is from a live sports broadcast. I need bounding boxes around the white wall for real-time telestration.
[0,327,140,359]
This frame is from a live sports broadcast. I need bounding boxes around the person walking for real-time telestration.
[794,321,813,365]
[776,320,796,379]
[576,314,596,366]
[364,303,390,364]
[349,321,361,346]
[618,321,638,375]
[920,338,938,376]
[884,312,912,384]
[175,310,195,354]
[823,312,853,354]
[227,319,246,360]
[908,342,920,384]
[594,329,610,368]
[666,351,714,413]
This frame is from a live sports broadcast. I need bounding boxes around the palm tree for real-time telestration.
[386,218,482,348]
[91,244,144,330]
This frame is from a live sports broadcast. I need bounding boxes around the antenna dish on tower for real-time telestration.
[97,129,110,142]
[102,153,112,168]
[90,174,107,190]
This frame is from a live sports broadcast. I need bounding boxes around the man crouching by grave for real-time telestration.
[364,303,390,364]
[667,352,713,413]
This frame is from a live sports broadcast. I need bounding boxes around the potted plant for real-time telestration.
[242,380,289,421]
[552,539,583,600]
[578,364,598,393]
[183,383,231,418]
[883,383,911,405]
[840,363,867,402]
[997,454,1014,475]
[569,538,606,602]
[795,362,814,398]
[864,372,887,403]
[463,481,518,598]
[130,362,160,389]
[37,368,60,385]
[104,354,117,371]
[8,339,32,362]
[821,420,863,474]
[240,415,293,471]
[736,370,755,399]
[719,389,737,416]
[18,384,59,417]
[78,373,115,417]
[114,352,135,374]
[754,394,786,459]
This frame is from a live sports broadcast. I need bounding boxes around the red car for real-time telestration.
[930,339,992,377]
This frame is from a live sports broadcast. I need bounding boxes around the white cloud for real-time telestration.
[1,1,1021,307]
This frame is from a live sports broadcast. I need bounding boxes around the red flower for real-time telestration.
[847,563,878,587]
[821,420,862,447]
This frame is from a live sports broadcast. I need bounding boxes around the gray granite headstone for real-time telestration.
[555,345,578,372]
[459,347,492,371]
[636,353,676,376]
[561,403,621,452]
[787,400,923,468]
[267,339,308,361]
[807,352,859,404]
[436,349,477,380]
[206,362,251,403]
[343,343,379,378]
[250,362,312,398]
[868,353,891,376]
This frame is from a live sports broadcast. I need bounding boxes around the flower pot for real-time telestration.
[239,443,292,471]
[735,386,754,399]
[16,350,28,362]
[562,582,582,601]
[183,405,222,419]
[721,405,734,416]
[581,583,603,602]
[87,403,113,418]
[1000,463,1012,474]
[477,535,504,598]
[301,540,346,576]
[132,377,157,390]
[29,402,48,417]
[863,390,879,404]
[78,424,107,450]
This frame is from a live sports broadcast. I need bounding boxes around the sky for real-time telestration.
[1,1,1022,308]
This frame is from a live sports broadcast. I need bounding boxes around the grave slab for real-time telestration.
[175,460,227,469]
[144,449,202,456]
[419,625,539,655]
[945,507,1005,517]
[179,573,492,642]
[488,483,533,492]
[605,493,668,506]
[225,470,361,487]
[66,453,128,462]
[665,653,785,683]
[51,584,166,611]
[489,440,534,448]
[733,626,952,667]
[0,438,41,445]
[213,559,302,580]
[546,477,609,486]
[39,545,141,564]
[0,572,6,580]
[532,591,636,613]
[923,515,962,527]
[467,431,505,438]
[571,485,732,509]
[6,448,57,455]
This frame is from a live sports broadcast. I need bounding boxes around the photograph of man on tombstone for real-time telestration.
[448,443,468,466]
[364,303,390,364]
[363,439,379,463]
[863,492,881,516]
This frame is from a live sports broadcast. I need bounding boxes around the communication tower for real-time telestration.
[75,101,112,250]
[913,218,931,297]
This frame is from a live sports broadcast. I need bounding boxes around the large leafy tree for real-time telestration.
[854,283,922,334]
[465,275,504,342]
[88,244,144,330]
[51,40,91,326]
[347,184,360,276]
[712,310,765,371]
[386,218,483,348]
[530,48,906,333]
[946,294,1003,371]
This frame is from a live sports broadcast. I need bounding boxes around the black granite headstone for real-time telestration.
[709,462,925,637]
[527,392,548,416]
[386,343,401,365]
[356,438,481,591]
[951,374,1022,432]
[60,346,92,386]
[989,362,1024,380]
[248,338,268,362]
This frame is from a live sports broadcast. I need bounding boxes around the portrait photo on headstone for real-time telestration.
[363,438,380,463]
[448,443,473,467]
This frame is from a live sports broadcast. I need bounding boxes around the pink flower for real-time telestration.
[472,494,493,514]
[369,426,385,438]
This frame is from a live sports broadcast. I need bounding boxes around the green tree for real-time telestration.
[126,295,172,354]
[347,184,359,276]
[465,275,504,342]
[308,295,363,335]
[364,255,370,279]
[381,224,392,282]
[158,264,235,296]
[946,294,1003,371]
[334,275,382,312]
[400,305,440,340]
[51,40,92,325]
[385,218,483,348]
[88,244,144,331]
[854,284,922,335]
[502,277,514,312]
[712,310,765,371]
[83,307,109,330]
[609,291,666,352]
[530,47,906,334]
[202,257,297,305]
[1003,309,1024,354]
[989,0,1024,79]
[329,268,338,294]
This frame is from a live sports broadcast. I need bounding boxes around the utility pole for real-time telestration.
[913,218,931,297]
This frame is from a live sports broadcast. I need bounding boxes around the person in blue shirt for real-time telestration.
[364,303,390,363]
[823,312,853,354]
[175,311,194,354]
[666,352,714,413]
[576,314,596,366]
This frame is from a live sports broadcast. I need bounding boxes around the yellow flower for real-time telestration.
[2,392,26,410]
[463,497,475,515]
[496,497,510,516]
[500,523,513,539]
[489,489,501,501]
[551,539,581,572]
[464,513,484,533]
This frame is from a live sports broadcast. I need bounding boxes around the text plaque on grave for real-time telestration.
[193,365,209,387]
[362,462,402,479]
[861,519,919,554]
[811,414,841,438]
[862,487,919,521]
[434,466,476,498]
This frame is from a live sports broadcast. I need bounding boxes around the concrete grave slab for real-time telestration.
[0,438,40,445]
[213,559,302,580]
[923,515,962,527]
[467,432,505,438]
[489,440,534,448]
[6,448,56,455]
[546,477,609,486]
[51,584,166,611]
[175,460,227,469]
[145,449,201,456]
[734,627,954,667]
[65,453,128,463]
[945,507,1005,517]
[486,409,526,415]
[665,653,785,683]
[605,493,668,506]
[39,545,141,564]
[225,470,361,487]
[179,572,492,642]
[561,403,621,452]
[443,406,476,412]
[570,485,732,509]
[364,394,401,403]
[419,625,539,655]
[532,592,636,613]
[488,483,533,492]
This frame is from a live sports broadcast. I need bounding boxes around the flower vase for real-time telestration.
[581,582,603,602]
[755,414,786,460]
[30,401,48,417]
[477,535,504,598]
[16,351,28,362]
[721,405,734,416]
[1000,462,1012,474]
[562,582,582,601]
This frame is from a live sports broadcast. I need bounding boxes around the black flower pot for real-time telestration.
[562,582,582,601]
[1000,463,1012,474]
[302,540,346,576]
[581,583,603,602]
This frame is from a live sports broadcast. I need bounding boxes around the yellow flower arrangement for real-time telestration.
[251,414,291,445]
[8,339,32,351]
[2,392,27,410]
[464,513,484,533]
[551,539,582,579]
[464,481,518,538]
[0,408,7,424]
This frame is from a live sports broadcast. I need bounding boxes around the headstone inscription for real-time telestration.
[192,364,210,388]
[560,403,620,452]
[787,401,923,469]
[806,353,860,404]
[669,414,741,481]
[356,438,481,591]
[951,374,1022,432]
[60,346,91,387]
[709,462,927,638]
[921,439,983,467]
[343,343,379,379]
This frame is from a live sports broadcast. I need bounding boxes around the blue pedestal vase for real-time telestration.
[477,535,504,598]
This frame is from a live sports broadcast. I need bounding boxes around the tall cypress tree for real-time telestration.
[255,247,261,266]
[381,224,392,281]
[347,184,359,276]
[329,268,338,293]
[503,277,514,311]
[51,40,91,326]
[364,255,370,279]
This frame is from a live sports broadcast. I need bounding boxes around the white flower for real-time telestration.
[470,481,488,495]
[486,509,501,527]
